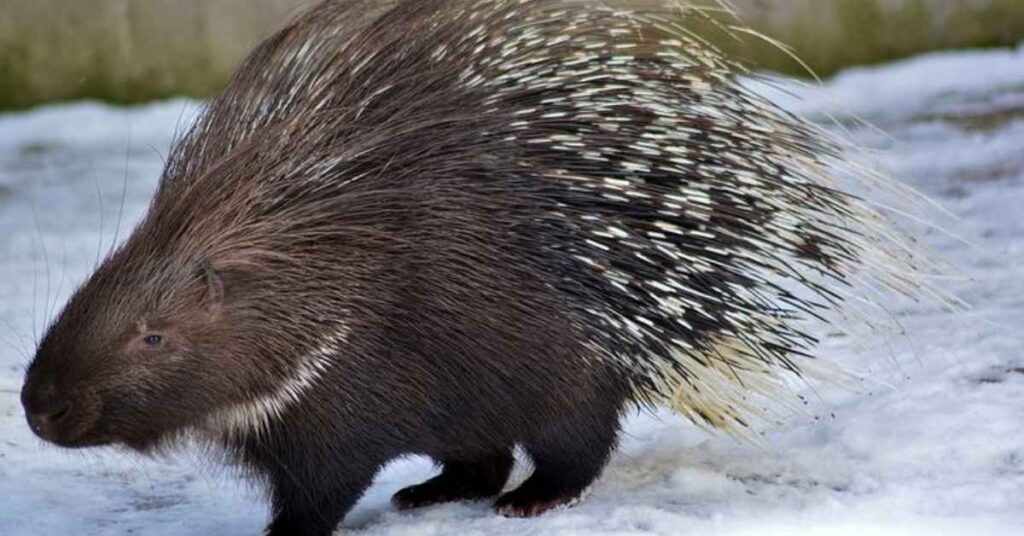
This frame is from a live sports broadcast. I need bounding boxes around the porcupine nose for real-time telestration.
[21,376,73,441]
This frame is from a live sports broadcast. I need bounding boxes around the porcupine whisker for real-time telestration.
[0,314,31,361]
[107,124,132,261]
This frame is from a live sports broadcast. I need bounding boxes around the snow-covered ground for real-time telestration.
[2,45,1023,535]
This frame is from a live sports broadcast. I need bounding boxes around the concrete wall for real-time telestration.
[0,0,316,109]
[719,0,1024,76]
[1,0,1022,110]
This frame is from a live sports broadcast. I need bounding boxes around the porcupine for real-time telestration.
[20,1,931,534]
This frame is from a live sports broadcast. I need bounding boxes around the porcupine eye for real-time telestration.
[142,334,163,348]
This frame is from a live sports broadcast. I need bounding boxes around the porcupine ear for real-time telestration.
[196,248,290,312]
[198,262,225,314]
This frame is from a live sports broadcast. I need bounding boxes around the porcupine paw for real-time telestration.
[393,453,513,510]
[392,476,489,510]
[493,475,590,518]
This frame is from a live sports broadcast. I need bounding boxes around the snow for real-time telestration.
[2,46,1023,535]
[751,43,1024,123]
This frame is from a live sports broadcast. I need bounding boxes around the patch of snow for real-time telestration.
[751,43,1024,123]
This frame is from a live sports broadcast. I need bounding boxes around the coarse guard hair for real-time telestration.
[164,0,937,436]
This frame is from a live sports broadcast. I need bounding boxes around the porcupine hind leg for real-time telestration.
[392,450,515,510]
[495,395,622,517]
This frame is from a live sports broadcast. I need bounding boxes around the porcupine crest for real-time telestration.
[162,0,941,439]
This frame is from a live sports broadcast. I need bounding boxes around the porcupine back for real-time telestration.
[162,0,932,437]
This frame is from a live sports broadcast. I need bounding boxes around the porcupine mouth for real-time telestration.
[24,394,112,449]
[48,433,113,449]
[30,419,113,449]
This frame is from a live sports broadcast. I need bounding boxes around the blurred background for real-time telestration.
[2,0,1024,110]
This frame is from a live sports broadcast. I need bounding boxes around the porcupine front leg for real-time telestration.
[392,450,515,509]
[263,466,375,536]
[244,433,381,536]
